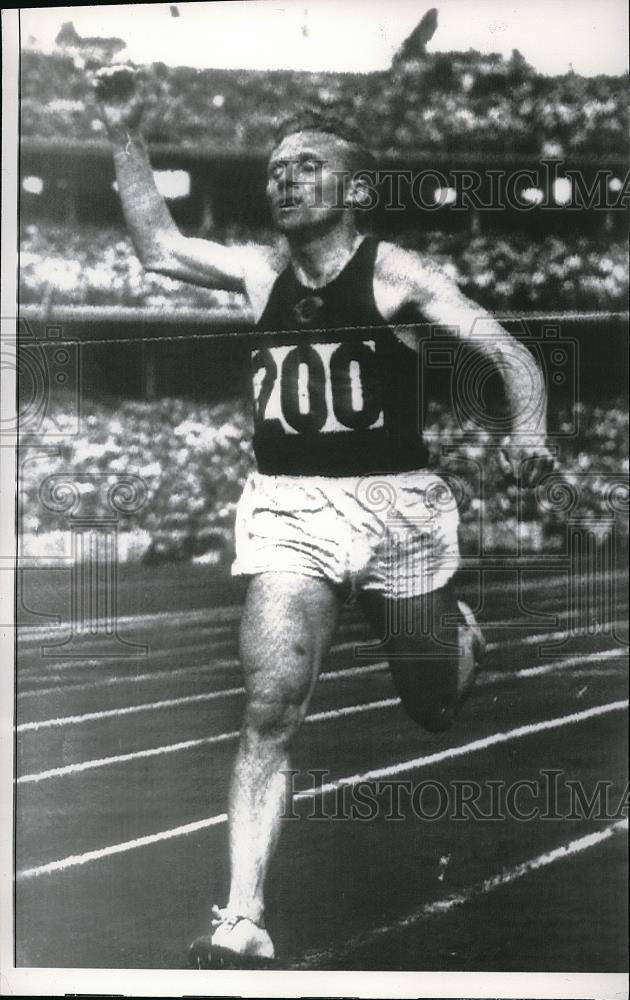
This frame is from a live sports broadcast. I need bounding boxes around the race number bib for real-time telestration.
[252,341,385,435]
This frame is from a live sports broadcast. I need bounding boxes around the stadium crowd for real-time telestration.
[20,48,629,155]
[20,223,629,313]
[18,41,629,563]
[21,396,628,561]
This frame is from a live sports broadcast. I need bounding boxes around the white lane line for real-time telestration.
[18,812,230,881]
[18,609,627,698]
[16,660,391,733]
[515,647,627,677]
[17,604,243,644]
[18,659,236,699]
[16,699,628,879]
[485,618,628,653]
[18,623,372,679]
[293,698,629,800]
[17,697,399,784]
[18,732,238,783]
[18,637,236,676]
[18,629,628,733]
[294,818,629,969]
[480,646,628,684]
[17,567,627,645]
[16,628,370,697]
[17,647,629,783]
[17,684,245,732]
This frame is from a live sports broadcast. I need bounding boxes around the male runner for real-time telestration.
[93,67,553,968]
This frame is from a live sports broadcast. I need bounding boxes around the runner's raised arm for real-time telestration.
[92,65,277,299]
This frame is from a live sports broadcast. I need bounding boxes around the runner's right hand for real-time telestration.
[90,64,144,133]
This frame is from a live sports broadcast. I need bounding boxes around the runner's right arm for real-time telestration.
[92,65,276,298]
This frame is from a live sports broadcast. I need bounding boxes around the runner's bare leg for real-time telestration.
[358,582,472,732]
[226,572,342,924]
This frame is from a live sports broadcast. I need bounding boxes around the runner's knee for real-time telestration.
[242,685,309,743]
[242,654,315,738]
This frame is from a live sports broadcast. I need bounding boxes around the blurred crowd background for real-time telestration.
[20,396,628,563]
[17,31,629,561]
[19,47,629,154]
[20,224,628,314]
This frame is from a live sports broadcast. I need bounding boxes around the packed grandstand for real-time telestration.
[17,27,629,563]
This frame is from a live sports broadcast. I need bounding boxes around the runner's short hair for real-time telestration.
[273,110,377,174]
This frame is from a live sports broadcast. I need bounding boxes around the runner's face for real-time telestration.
[267,130,353,232]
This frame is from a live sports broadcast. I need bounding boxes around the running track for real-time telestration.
[14,563,629,970]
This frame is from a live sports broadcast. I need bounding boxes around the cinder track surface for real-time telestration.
[14,563,629,970]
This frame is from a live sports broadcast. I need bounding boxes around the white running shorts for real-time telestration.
[232,469,460,599]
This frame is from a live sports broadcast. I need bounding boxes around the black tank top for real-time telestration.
[251,237,429,476]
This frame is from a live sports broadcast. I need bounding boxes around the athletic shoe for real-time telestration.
[419,599,485,731]
[188,905,276,970]
[456,598,486,705]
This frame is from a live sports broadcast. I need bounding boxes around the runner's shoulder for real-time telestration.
[239,240,286,278]
[374,240,455,313]
[239,240,287,315]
